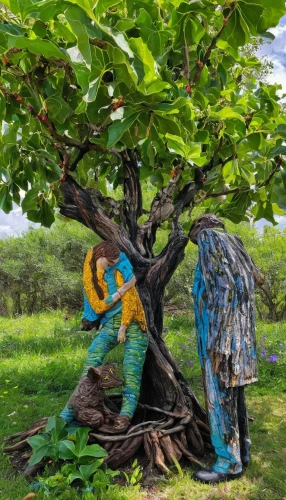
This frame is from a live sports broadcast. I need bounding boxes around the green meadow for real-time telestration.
[0,311,285,500]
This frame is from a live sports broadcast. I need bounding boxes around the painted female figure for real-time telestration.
[60,240,148,432]
[189,214,264,483]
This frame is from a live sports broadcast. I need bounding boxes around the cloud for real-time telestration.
[257,15,286,93]
[0,204,39,239]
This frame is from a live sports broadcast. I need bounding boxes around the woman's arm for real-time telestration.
[112,276,136,302]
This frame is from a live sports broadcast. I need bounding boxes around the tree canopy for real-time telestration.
[0,0,286,231]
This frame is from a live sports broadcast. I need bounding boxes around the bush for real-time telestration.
[0,217,99,316]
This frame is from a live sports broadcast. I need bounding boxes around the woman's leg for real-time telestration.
[81,320,118,376]
[120,322,148,418]
[60,318,118,422]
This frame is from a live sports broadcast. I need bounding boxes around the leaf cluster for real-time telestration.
[0,0,285,227]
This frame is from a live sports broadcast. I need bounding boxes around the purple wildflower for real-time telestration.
[179,343,187,350]
[268,354,280,363]
[187,360,194,366]
[261,351,267,359]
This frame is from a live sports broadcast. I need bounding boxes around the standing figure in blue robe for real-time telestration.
[189,214,264,484]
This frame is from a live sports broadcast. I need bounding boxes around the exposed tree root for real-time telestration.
[3,368,210,476]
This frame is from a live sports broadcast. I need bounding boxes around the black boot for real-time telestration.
[193,468,242,484]
[241,439,251,467]
[81,318,100,331]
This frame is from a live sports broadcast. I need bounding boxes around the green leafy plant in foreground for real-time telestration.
[28,417,107,466]
[122,459,143,486]
[31,460,120,498]
[28,416,120,497]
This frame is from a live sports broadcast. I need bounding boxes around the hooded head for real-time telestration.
[188,214,225,244]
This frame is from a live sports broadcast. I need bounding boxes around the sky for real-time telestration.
[1,16,286,238]
[257,15,286,93]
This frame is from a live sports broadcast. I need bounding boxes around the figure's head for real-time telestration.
[188,214,225,244]
[91,241,120,271]
[89,241,120,300]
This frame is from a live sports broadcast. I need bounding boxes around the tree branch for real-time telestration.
[196,156,283,204]
[173,168,204,217]
[85,187,123,219]
[59,175,155,270]
[191,2,237,85]
[121,149,143,245]
[135,178,178,258]
[146,221,188,292]
[136,170,203,257]
[258,156,282,188]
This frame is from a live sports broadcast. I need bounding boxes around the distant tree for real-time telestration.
[250,226,286,322]
[0,219,98,315]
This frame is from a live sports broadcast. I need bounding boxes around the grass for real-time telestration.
[0,311,285,500]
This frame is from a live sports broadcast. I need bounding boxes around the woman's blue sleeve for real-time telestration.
[116,253,134,282]
[82,290,101,321]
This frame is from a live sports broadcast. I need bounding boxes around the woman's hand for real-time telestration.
[112,291,121,302]
[117,276,136,297]
[118,325,127,343]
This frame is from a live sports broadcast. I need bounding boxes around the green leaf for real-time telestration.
[75,427,89,456]
[166,133,188,157]
[98,177,108,195]
[64,0,96,21]
[7,36,68,60]
[151,97,189,114]
[185,17,205,45]
[45,96,73,124]
[58,440,77,460]
[114,19,135,31]
[79,460,103,482]
[67,20,92,68]
[0,0,34,21]
[80,444,108,459]
[46,416,67,443]
[28,444,52,466]
[107,111,141,148]
[32,20,47,38]
[255,201,277,225]
[0,23,24,36]
[96,0,122,16]
[40,199,55,228]
[0,183,13,214]
[22,188,39,213]
[28,434,50,451]
[53,21,77,43]
[211,107,245,122]
[0,167,10,183]
[198,65,209,87]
